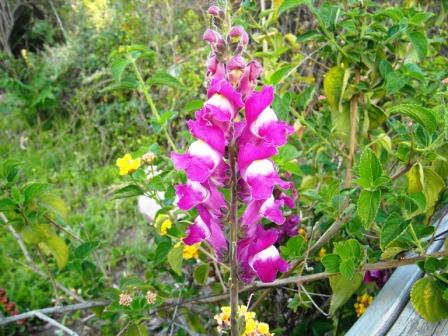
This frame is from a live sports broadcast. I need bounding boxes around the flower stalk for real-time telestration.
[229,139,239,335]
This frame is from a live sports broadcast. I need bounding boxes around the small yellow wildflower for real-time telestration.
[243,317,257,335]
[159,218,172,236]
[116,153,140,175]
[298,227,307,241]
[318,247,327,260]
[354,293,374,317]
[183,243,200,260]
[257,322,270,334]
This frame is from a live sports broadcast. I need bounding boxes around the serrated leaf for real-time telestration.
[38,194,68,220]
[357,148,383,186]
[357,190,381,229]
[421,168,444,213]
[329,273,363,314]
[147,71,184,89]
[407,163,424,193]
[193,263,209,285]
[411,277,448,322]
[0,198,16,212]
[339,259,356,279]
[408,31,428,61]
[39,231,69,270]
[388,104,438,134]
[23,183,50,205]
[380,213,409,250]
[321,254,341,273]
[167,244,183,275]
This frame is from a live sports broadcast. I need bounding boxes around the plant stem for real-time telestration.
[228,140,239,336]
[37,246,60,306]
[128,57,178,152]
[344,69,360,188]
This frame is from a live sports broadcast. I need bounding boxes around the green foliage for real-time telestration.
[329,273,363,315]
[411,277,448,322]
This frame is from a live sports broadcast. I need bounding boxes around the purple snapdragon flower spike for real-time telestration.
[172,7,295,282]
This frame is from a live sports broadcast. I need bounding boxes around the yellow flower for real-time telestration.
[116,153,140,175]
[257,322,270,334]
[183,243,200,260]
[318,247,327,260]
[244,317,257,335]
[298,227,307,241]
[355,293,373,317]
[160,219,172,236]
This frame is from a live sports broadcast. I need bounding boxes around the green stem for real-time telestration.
[409,223,424,254]
[229,140,239,336]
[128,57,178,152]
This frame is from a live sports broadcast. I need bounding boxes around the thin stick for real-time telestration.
[36,247,60,306]
[228,140,239,336]
[0,300,110,326]
[344,69,360,187]
[3,250,447,327]
[34,312,79,336]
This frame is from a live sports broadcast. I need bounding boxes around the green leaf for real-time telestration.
[323,66,346,111]
[38,194,68,219]
[380,213,409,250]
[386,72,406,95]
[339,259,356,279]
[147,71,184,89]
[125,323,149,336]
[329,273,363,314]
[278,0,306,15]
[357,148,383,186]
[334,239,363,263]
[151,111,178,133]
[421,168,444,212]
[22,224,69,269]
[23,183,50,205]
[357,190,381,229]
[74,241,99,259]
[411,277,448,322]
[193,263,209,285]
[388,104,438,134]
[408,31,428,61]
[321,254,341,273]
[407,163,424,193]
[280,235,307,260]
[101,79,138,92]
[269,65,293,85]
[0,198,16,212]
[167,244,183,275]
[113,185,144,200]
[183,99,203,113]
[111,58,132,82]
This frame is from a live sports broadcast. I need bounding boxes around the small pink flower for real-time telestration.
[119,293,132,306]
[207,5,220,17]
[146,290,157,304]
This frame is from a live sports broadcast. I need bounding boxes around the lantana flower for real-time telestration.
[116,153,140,175]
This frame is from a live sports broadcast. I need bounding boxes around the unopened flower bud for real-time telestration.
[118,293,133,306]
[229,26,245,41]
[228,55,246,85]
[203,29,219,44]
[207,54,226,81]
[141,152,155,165]
[207,5,220,17]
[146,290,157,304]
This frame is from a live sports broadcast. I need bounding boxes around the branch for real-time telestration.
[0,300,110,326]
[34,312,79,336]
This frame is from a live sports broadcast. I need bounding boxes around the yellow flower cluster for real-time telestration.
[354,293,373,317]
[214,305,273,335]
[159,219,172,236]
[116,154,140,175]
[183,244,200,260]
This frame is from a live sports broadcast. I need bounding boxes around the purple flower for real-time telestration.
[172,8,296,283]
[364,270,390,287]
